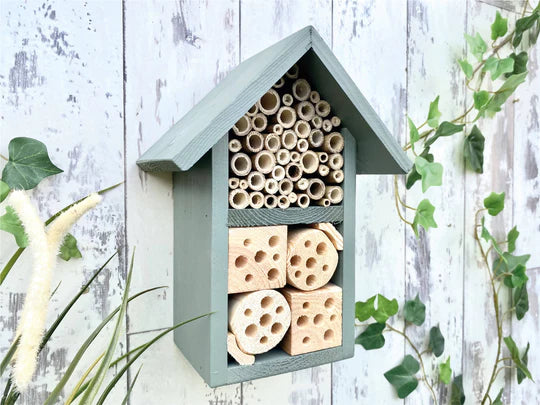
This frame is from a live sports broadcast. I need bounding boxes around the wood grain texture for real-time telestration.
[228,206,344,227]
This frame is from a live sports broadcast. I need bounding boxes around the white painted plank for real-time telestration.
[330,0,407,403]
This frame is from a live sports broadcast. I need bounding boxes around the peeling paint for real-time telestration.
[8,51,45,93]
[172,2,201,48]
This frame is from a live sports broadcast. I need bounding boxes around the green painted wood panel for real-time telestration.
[227,206,344,227]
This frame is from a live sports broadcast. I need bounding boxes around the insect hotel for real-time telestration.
[137,26,411,387]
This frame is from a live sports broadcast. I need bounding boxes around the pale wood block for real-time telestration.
[280,284,342,356]
[312,222,343,251]
[228,225,287,293]
[229,289,291,354]
[286,228,338,290]
[227,332,255,366]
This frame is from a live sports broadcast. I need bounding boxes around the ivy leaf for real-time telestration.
[383,355,420,399]
[517,342,530,384]
[0,180,9,203]
[373,294,399,324]
[406,148,433,190]
[504,336,533,381]
[465,32,487,61]
[513,11,540,47]
[483,56,515,80]
[58,233,83,261]
[356,323,386,350]
[458,59,473,79]
[404,294,426,326]
[427,96,442,128]
[0,206,28,248]
[463,125,485,173]
[473,91,490,111]
[493,389,504,405]
[414,156,443,192]
[491,11,508,40]
[484,191,505,216]
[450,375,466,405]
[1,137,63,190]
[505,264,528,288]
[485,72,528,115]
[507,226,519,253]
[506,52,528,78]
[355,296,376,322]
[493,252,530,279]
[439,356,452,384]
[412,199,437,237]
[514,284,529,321]
[480,217,505,259]
[408,117,420,152]
[425,121,465,147]
[429,325,445,357]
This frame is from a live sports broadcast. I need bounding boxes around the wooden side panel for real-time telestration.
[228,206,344,227]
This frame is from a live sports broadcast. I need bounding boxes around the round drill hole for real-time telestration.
[330,314,337,321]
[303,302,309,309]
[306,275,316,287]
[244,309,252,317]
[255,250,267,263]
[314,314,323,325]
[294,270,302,278]
[306,257,316,268]
[290,255,301,266]
[323,264,329,271]
[316,242,327,255]
[268,268,279,281]
[297,316,308,327]
[324,329,334,341]
[245,324,257,337]
[268,235,279,247]
[260,336,268,344]
[260,313,271,327]
[304,240,312,248]
[273,253,280,261]
[261,296,273,308]
[302,336,310,344]
[235,255,248,268]
[276,306,284,314]
[243,239,252,247]
[325,298,335,308]
[245,274,253,282]
[271,323,283,334]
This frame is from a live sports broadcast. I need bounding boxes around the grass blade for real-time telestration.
[0,337,19,378]
[64,352,105,405]
[121,365,142,405]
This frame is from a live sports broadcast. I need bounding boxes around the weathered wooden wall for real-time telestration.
[0,0,538,404]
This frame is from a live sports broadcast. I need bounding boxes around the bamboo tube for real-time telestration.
[229,139,242,153]
[229,189,249,209]
[229,178,240,189]
[258,89,281,115]
[265,178,279,195]
[309,90,320,104]
[285,162,303,182]
[331,116,341,127]
[307,179,326,200]
[246,104,259,117]
[296,139,309,153]
[264,133,281,153]
[292,79,311,101]
[247,171,265,191]
[233,115,252,136]
[322,119,333,133]
[296,193,310,208]
[231,153,252,176]
[275,107,296,129]
[323,132,344,153]
[273,77,285,89]
[294,120,311,139]
[308,129,324,148]
[295,178,309,191]
[311,115,322,129]
[300,151,319,174]
[251,113,268,132]
[264,194,278,209]
[281,130,297,150]
[278,178,293,195]
[327,170,344,184]
[318,164,330,177]
[317,198,331,207]
[278,195,290,209]
[251,150,276,174]
[239,179,248,190]
[317,152,329,163]
[328,153,344,170]
[282,94,294,107]
[269,123,283,135]
[276,149,291,166]
[272,165,285,181]
[249,191,264,209]
[288,192,298,204]
[242,131,264,153]
[325,186,344,204]
[290,151,300,162]
[295,101,315,121]
[285,64,299,79]
[315,100,331,117]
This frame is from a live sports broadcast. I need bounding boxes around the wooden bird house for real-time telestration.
[137,26,411,387]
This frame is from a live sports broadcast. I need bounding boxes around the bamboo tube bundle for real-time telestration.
[285,162,303,182]
[229,139,242,153]
[264,194,278,209]
[242,131,264,153]
[233,115,252,136]
[265,178,279,195]
[252,113,268,132]
[258,89,281,115]
[247,171,265,191]
[317,152,329,163]
[281,130,297,150]
[278,195,290,209]
[271,165,286,182]
[264,133,281,153]
[296,194,310,208]
[276,149,291,166]
[278,179,293,195]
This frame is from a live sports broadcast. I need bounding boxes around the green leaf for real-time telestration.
[406,148,433,190]
[450,375,466,405]
[458,59,473,79]
[507,226,519,253]
[517,342,530,384]
[427,96,442,128]
[121,365,142,405]
[1,137,63,190]
[465,32,487,61]
[0,206,28,248]
[412,199,437,237]
[484,191,505,216]
[493,252,530,279]
[504,336,533,381]
[414,156,443,192]
[493,388,504,405]
[372,294,399,324]
[473,90,490,110]
[505,264,528,288]
[58,233,83,261]
[463,125,485,173]
[0,180,9,203]
[491,11,508,40]
[384,355,420,398]
[355,296,376,322]
[356,323,386,350]
[513,11,540,47]
[408,117,420,152]
[429,325,445,357]
[483,56,515,80]
[514,284,529,321]
[485,72,528,115]
[404,295,426,326]
[439,356,452,384]
[506,52,528,78]
[480,217,505,258]
[425,121,465,147]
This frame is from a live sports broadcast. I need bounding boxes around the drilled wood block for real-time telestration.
[280,284,342,355]
[228,225,287,293]
[229,289,291,354]
[312,222,343,251]
[286,228,338,290]
[227,332,255,366]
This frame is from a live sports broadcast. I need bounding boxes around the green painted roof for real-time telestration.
[137,26,411,174]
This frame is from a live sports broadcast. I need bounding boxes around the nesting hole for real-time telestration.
[245,274,253,282]
[296,122,310,137]
[279,109,294,124]
[330,314,337,321]
[306,275,316,286]
[316,242,327,255]
[294,270,302,278]
[261,296,273,308]
[314,314,324,325]
[290,255,301,266]
[268,235,279,247]
[247,105,257,115]
[235,255,248,268]
[302,336,310,344]
[260,92,278,110]
[276,306,284,314]
[302,302,310,309]
[325,298,335,308]
[267,268,279,281]
[248,135,263,150]
[234,116,249,132]
[260,336,268,344]
[243,239,252,247]
[273,253,280,261]
[324,329,334,341]
[260,313,272,327]
[267,136,280,150]
[306,257,317,268]
[255,250,267,263]
[245,324,257,337]
[297,316,309,327]
[258,153,272,169]
[244,308,252,317]
[323,264,329,272]
[271,323,283,334]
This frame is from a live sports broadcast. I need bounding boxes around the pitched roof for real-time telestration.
[137,26,411,174]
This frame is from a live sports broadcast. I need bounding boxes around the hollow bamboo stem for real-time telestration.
[323,132,344,153]
[242,131,264,153]
[328,153,344,170]
[251,113,268,132]
[264,133,281,153]
[229,189,250,209]
[294,120,311,139]
[229,139,242,153]
[308,129,324,148]
[327,170,344,184]
[295,101,315,121]
[247,171,265,191]
[292,79,311,101]
[325,186,344,204]
[229,178,240,189]
[285,162,303,182]
[249,191,264,209]
[300,151,319,174]
[258,89,281,115]
[276,149,291,166]
[296,193,310,208]
[233,115,252,136]
[281,130,297,150]
[278,178,293,195]
[307,178,325,200]
[231,153,252,176]
[251,151,276,174]
[264,194,278,209]
[275,106,296,129]
[315,100,331,117]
